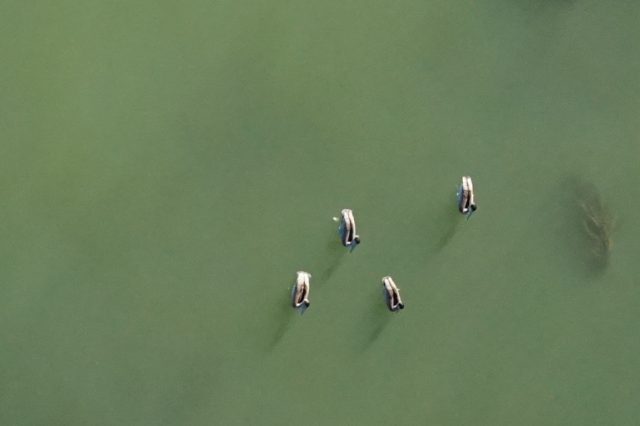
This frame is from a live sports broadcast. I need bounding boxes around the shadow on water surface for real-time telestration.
[268,297,296,352]
[413,196,464,266]
[315,234,347,285]
[357,287,393,352]
[433,203,464,252]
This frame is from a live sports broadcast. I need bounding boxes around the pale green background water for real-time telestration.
[1,1,639,425]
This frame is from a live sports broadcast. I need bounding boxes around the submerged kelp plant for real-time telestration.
[577,182,616,268]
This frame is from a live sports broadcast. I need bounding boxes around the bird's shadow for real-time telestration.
[267,293,297,352]
[433,204,463,252]
[357,287,393,352]
[414,198,463,265]
[315,234,347,285]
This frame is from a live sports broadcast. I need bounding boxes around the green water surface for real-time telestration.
[1,1,639,425]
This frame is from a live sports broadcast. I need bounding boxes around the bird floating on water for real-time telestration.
[336,208,361,252]
[457,176,477,219]
[292,271,311,314]
[382,276,404,312]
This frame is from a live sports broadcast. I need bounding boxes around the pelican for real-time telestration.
[457,176,477,218]
[337,208,361,251]
[382,276,404,312]
[292,271,311,313]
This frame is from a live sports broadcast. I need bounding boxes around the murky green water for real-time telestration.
[2,1,639,424]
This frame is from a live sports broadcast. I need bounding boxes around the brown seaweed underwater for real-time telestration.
[578,183,616,269]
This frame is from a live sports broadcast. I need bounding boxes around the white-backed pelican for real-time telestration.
[292,271,311,313]
[382,276,404,312]
[338,208,361,251]
[457,176,477,218]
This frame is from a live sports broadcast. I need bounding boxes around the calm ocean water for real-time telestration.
[1,1,639,424]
